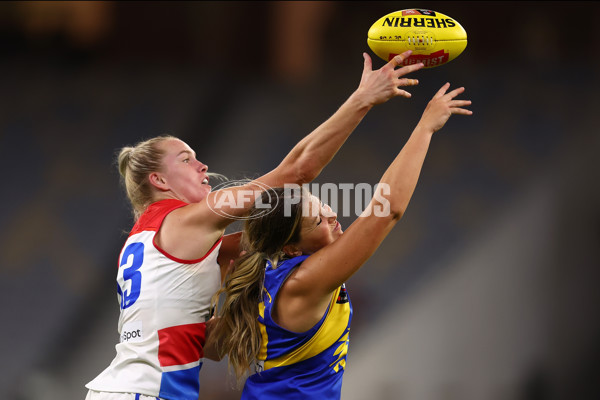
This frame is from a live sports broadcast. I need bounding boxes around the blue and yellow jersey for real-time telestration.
[242,255,352,400]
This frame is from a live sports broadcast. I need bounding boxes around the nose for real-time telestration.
[197,161,208,172]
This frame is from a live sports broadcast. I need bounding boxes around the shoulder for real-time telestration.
[266,255,309,281]
[270,255,309,271]
[131,199,188,235]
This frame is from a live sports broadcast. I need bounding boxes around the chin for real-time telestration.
[192,191,210,204]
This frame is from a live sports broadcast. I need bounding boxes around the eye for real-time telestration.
[316,217,322,226]
[183,158,189,163]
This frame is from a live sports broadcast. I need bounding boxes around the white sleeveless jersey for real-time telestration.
[86,199,222,400]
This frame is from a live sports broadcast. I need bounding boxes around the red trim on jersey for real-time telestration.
[153,236,223,264]
[130,199,188,236]
[158,323,206,367]
[127,199,223,264]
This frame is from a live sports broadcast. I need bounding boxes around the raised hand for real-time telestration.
[357,51,424,105]
[418,83,473,133]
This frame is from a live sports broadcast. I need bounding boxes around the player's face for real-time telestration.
[157,138,211,203]
[295,195,343,255]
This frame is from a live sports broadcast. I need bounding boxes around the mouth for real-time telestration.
[333,221,341,232]
[202,177,209,185]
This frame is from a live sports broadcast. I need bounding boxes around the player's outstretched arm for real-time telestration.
[258,51,424,188]
[193,51,425,230]
[375,83,473,219]
[161,53,425,259]
[279,84,472,331]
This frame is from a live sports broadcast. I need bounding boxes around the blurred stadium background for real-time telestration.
[1,1,599,399]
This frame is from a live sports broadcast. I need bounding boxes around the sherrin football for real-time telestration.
[367,9,467,68]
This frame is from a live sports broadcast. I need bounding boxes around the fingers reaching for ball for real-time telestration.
[394,70,422,99]
[432,82,452,98]
[449,101,473,115]
[418,83,473,132]
[437,84,473,115]
[396,61,424,76]
[359,50,425,104]
[362,52,373,73]
[394,78,419,98]
[387,51,424,98]
[387,51,425,74]
[397,78,419,88]
[388,50,412,68]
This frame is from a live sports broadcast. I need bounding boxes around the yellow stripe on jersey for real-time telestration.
[263,286,350,370]
[257,300,268,361]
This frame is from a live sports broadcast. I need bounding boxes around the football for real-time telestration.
[367,9,467,68]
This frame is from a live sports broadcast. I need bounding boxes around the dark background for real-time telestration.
[0,2,598,399]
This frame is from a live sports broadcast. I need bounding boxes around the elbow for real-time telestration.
[298,171,318,185]
[299,157,322,184]
[384,206,403,223]
[388,199,406,221]
[289,157,320,185]
[389,208,403,221]
[371,197,404,222]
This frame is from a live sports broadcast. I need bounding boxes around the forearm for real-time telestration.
[273,91,374,185]
[375,83,471,218]
[259,51,424,187]
[376,125,434,219]
[217,232,242,282]
[295,125,434,296]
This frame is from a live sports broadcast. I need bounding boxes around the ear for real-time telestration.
[282,244,302,258]
[149,172,169,191]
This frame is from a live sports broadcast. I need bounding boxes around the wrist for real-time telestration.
[413,123,435,138]
[348,89,375,112]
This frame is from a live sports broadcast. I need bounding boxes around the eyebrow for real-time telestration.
[177,150,195,158]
